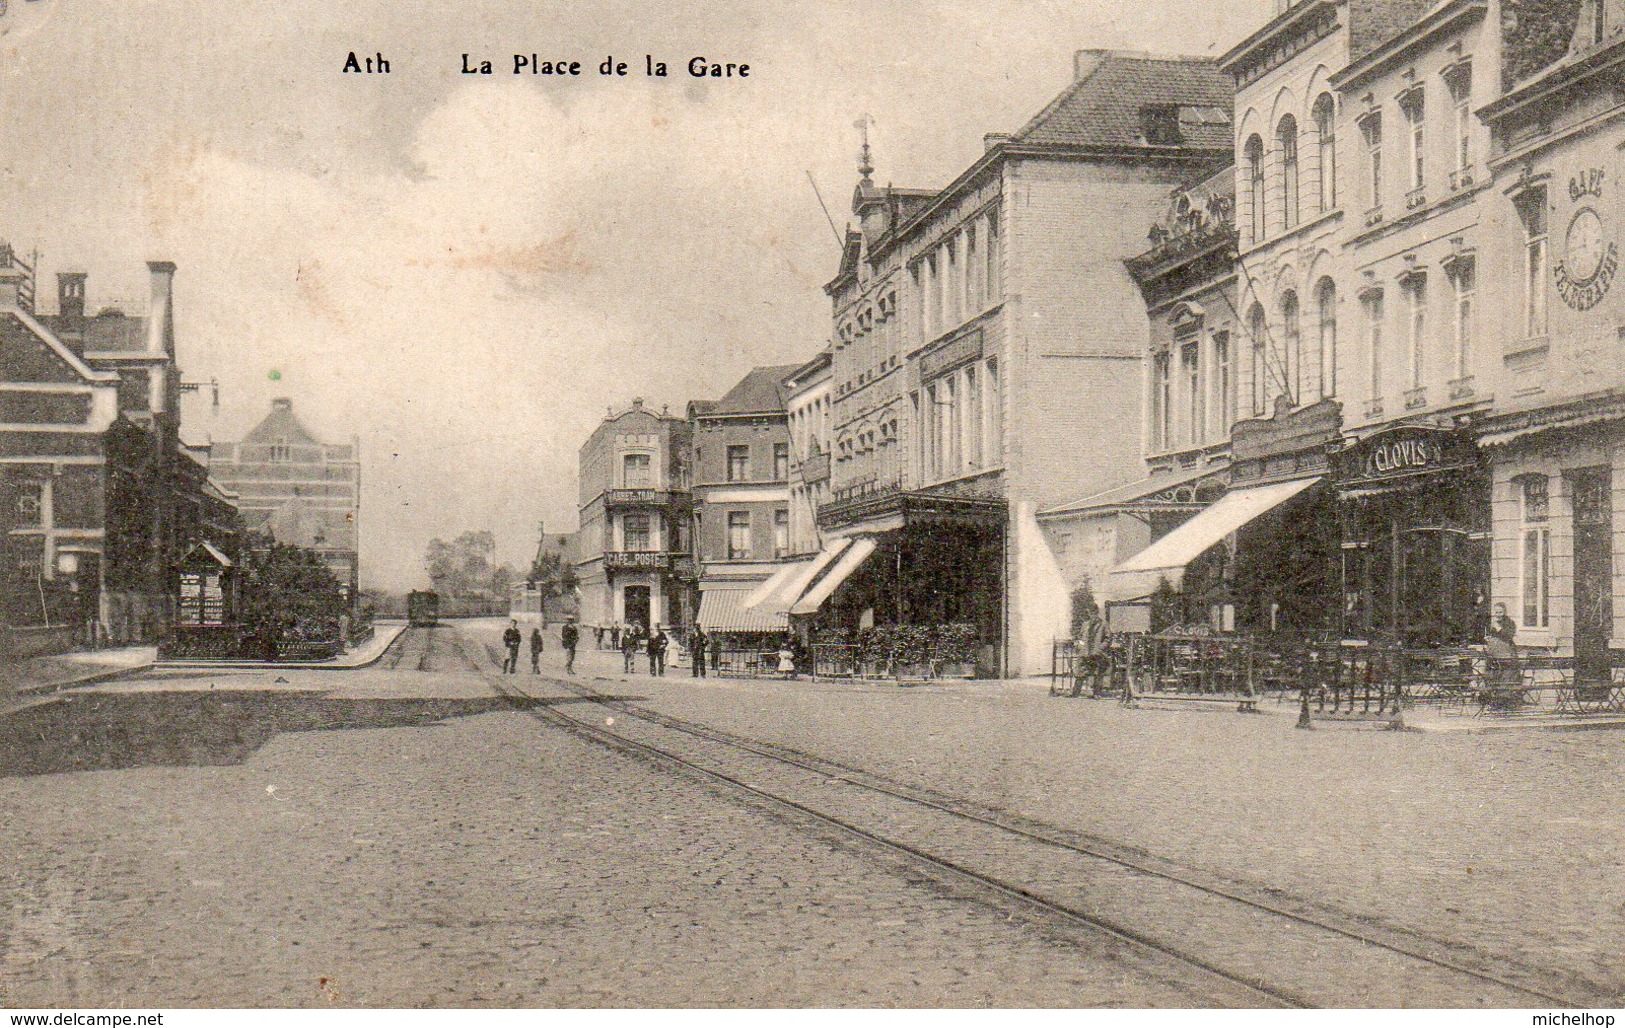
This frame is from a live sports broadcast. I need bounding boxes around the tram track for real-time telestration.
[417,626,1606,1008]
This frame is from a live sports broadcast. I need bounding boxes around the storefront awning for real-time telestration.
[789,537,878,616]
[698,588,790,633]
[742,542,852,615]
[1107,476,1322,601]
[741,559,814,611]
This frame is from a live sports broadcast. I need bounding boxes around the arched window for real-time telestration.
[1315,278,1337,400]
[1313,94,1336,211]
[1244,135,1265,243]
[1278,115,1300,229]
[1249,302,1268,414]
[1281,290,1301,403]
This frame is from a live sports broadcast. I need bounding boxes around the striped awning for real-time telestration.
[790,537,879,615]
[698,588,790,633]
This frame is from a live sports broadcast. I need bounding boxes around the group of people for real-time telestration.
[499,617,807,681]
[613,622,672,675]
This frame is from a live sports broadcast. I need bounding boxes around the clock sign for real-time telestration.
[1555,168,1618,311]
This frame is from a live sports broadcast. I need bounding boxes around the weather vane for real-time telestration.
[854,114,875,183]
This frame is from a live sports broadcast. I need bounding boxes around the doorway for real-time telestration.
[622,585,651,632]
[1568,466,1612,684]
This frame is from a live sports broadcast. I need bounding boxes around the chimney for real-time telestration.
[0,266,22,308]
[272,397,293,413]
[145,260,176,357]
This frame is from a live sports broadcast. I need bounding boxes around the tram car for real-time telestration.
[407,590,440,627]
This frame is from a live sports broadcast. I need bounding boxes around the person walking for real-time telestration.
[647,625,669,676]
[502,620,523,674]
[1070,609,1109,698]
[561,618,579,674]
[689,625,708,677]
[622,624,641,673]
[529,625,545,674]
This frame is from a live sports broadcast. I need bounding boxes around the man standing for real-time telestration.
[647,625,668,676]
[561,618,580,674]
[689,625,707,677]
[622,624,641,673]
[529,625,545,674]
[502,620,523,674]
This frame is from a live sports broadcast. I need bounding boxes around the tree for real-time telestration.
[527,549,579,601]
[241,531,345,644]
[424,530,516,599]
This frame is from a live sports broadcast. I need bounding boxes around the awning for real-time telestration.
[751,538,853,613]
[1107,476,1322,601]
[790,537,878,616]
[741,559,811,611]
[697,588,790,633]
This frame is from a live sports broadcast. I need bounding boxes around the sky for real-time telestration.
[0,0,1272,592]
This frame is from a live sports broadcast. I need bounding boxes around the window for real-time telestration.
[726,444,750,482]
[1447,67,1472,177]
[1517,187,1548,338]
[1212,331,1233,435]
[727,511,751,560]
[1142,104,1183,145]
[1361,112,1383,210]
[1281,290,1301,403]
[964,364,982,468]
[1245,135,1266,242]
[1152,351,1172,450]
[774,509,789,558]
[1401,90,1425,193]
[942,374,960,472]
[1519,476,1550,629]
[1364,290,1386,399]
[1249,303,1268,414]
[623,513,652,552]
[943,238,959,328]
[622,452,652,489]
[1315,278,1337,400]
[1405,275,1427,389]
[1181,340,1202,445]
[985,359,1003,464]
[1278,115,1300,229]
[1313,93,1337,211]
[772,442,789,481]
[1451,258,1475,379]
[965,224,981,311]
[270,442,292,463]
[985,211,1001,304]
[14,481,42,527]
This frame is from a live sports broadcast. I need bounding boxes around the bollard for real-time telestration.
[1296,690,1314,730]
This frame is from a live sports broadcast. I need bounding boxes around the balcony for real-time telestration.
[1363,205,1384,227]
[1405,186,1428,211]
[605,488,688,510]
[604,550,684,572]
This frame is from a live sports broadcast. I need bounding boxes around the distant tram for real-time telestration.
[407,590,440,627]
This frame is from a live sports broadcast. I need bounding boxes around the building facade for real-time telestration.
[783,350,833,560]
[208,397,361,602]
[0,256,241,651]
[798,50,1233,675]
[689,366,797,638]
[1476,2,1625,682]
[574,398,695,632]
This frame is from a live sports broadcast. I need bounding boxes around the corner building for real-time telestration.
[805,51,1232,675]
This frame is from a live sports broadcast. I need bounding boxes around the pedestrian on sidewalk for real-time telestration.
[689,625,708,677]
[647,625,668,676]
[777,636,797,680]
[502,620,523,674]
[622,624,641,673]
[529,626,545,673]
[561,618,580,674]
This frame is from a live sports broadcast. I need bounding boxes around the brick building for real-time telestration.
[690,365,798,638]
[0,256,241,652]
[573,398,695,633]
[208,397,361,602]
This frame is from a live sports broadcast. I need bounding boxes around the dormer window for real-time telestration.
[1141,104,1183,145]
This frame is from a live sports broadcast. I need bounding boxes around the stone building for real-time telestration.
[208,397,361,602]
[1475,0,1625,682]
[790,50,1233,675]
[0,256,241,651]
[783,350,833,560]
[573,398,695,633]
[689,366,798,638]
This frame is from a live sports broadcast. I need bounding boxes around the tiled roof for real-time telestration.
[60,312,148,353]
[1011,52,1233,151]
[242,398,323,445]
[708,365,801,416]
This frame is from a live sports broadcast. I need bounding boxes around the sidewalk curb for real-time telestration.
[14,660,157,699]
[152,624,409,673]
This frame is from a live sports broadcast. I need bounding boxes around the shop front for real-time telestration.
[1333,423,1490,647]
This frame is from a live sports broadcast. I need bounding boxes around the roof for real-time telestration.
[705,365,801,417]
[78,312,148,353]
[1010,51,1233,151]
[0,308,120,385]
[242,397,323,445]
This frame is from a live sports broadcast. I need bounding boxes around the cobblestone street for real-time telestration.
[0,625,1233,1008]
